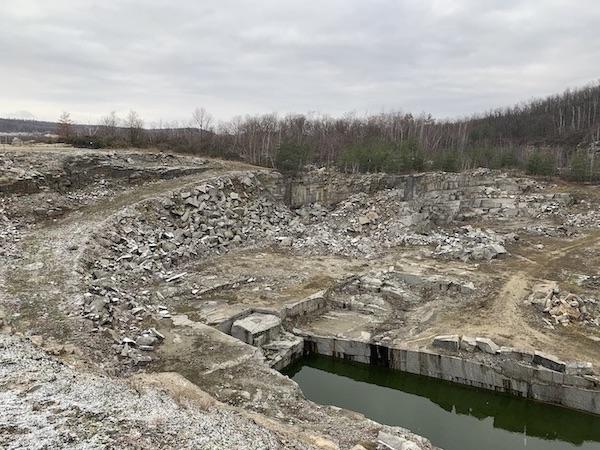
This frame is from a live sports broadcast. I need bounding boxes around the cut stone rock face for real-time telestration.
[566,361,594,375]
[533,351,567,373]
[231,313,282,346]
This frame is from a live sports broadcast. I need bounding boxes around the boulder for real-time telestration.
[460,336,477,352]
[432,335,460,352]
[136,334,158,347]
[231,313,281,346]
[358,216,370,225]
[475,337,499,354]
[533,351,566,373]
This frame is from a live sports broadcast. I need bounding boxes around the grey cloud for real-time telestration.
[1,0,599,123]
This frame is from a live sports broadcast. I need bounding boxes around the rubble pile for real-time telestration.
[528,282,600,328]
[80,282,169,365]
[303,168,573,225]
[87,173,298,279]
[0,199,23,259]
[297,188,428,230]
[565,209,600,229]
[291,189,437,257]
[292,215,513,261]
[524,224,571,237]
[81,173,301,363]
[431,226,515,261]
[288,170,571,259]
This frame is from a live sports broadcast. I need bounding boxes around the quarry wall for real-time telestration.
[297,332,600,415]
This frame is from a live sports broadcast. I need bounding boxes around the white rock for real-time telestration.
[475,337,499,354]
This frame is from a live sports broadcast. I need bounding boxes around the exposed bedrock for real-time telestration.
[0,149,212,195]
[296,332,600,416]
[286,168,571,222]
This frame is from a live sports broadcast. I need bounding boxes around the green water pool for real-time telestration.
[283,354,600,450]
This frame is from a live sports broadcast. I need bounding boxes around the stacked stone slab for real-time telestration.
[231,313,282,346]
[432,335,594,376]
[528,282,599,328]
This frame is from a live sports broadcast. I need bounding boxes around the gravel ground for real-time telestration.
[0,334,313,450]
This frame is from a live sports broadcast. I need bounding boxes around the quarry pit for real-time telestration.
[3,145,600,449]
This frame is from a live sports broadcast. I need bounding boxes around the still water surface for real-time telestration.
[283,355,600,450]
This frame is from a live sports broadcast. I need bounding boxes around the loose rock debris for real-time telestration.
[5,147,600,449]
[528,282,600,328]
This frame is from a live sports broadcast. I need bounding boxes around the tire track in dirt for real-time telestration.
[2,164,270,345]
[409,230,600,364]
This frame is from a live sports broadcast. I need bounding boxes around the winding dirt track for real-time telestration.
[411,229,600,364]
[2,160,264,349]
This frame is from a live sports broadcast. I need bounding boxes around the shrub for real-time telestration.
[67,135,109,149]
[337,141,396,173]
[275,141,313,173]
[434,150,462,172]
[568,151,591,182]
[398,138,425,172]
[526,151,555,176]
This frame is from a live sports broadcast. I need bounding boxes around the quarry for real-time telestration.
[4,144,600,449]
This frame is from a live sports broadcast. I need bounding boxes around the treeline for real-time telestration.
[48,81,600,181]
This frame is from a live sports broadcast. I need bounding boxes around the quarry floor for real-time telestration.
[2,145,600,449]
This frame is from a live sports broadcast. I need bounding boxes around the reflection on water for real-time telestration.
[283,354,600,450]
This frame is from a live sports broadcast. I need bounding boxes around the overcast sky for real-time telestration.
[2,0,599,125]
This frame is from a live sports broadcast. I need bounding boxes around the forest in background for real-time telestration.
[4,82,600,181]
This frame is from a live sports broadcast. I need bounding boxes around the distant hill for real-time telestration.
[0,118,197,136]
[0,118,61,134]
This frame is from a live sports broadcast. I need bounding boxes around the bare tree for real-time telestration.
[192,107,214,149]
[57,111,73,140]
[59,83,600,175]
[100,111,119,140]
[126,110,144,146]
[192,107,213,131]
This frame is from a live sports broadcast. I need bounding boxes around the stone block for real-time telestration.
[432,335,460,352]
[460,336,477,352]
[565,361,594,376]
[231,313,281,346]
[533,351,566,373]
[535,366,565,385]
[284,290,327,318]
[475,337,499,354]
[377,431,422,450]
[500,360,534,382]
[563,374,596,389]
[498,347,534,363]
